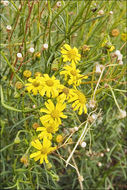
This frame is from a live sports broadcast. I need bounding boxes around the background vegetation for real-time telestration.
[0,0,126,189]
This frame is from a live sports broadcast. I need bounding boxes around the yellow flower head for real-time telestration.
[36,122,59,140]
[20,156,29,166]
[23,70,32,78]
[39,74,61,98]
[61,44,81,64]
[25,76,43,95]
[56,134,63,143]
[34,72,42,77]
[68,90,87,115]
[60,62,88,86]
[108,45,115,52]
[15,81,23,89]
[30,138,56,164]
[40,99,67,126]
[121,33,127,42]
[57,85,71,103]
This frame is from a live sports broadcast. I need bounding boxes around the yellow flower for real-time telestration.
[20,156,29,167]
[111,29,119,37]
[108,45,115,52]
[40,99,67,126]
[121,33,127,42]
[56,134,63,143]
[34,52,41,58]
[82,44,90,52]
[23,70,32,78]
[15,81,23,89]
[60,62,88,86]
[57,85,71,103]
[34,72,42,77]
[101,39,107,47]
[36,122,59,140]
[39,74,61,98]
[25,76,43,95]
[68,90,87,115]
[30,138,56,164]
[61,44,81,64]
[32,123,40,130]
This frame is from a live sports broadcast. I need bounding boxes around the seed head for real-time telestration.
[6,25,12,31]
[29,47,35,53]
[81,141,87,148]
[98,10,104,15]
[56,1,61,8]
[43,43,48,50]
[111,29,119,37]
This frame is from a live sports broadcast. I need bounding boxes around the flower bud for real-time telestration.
[89,99,96,108]
[81,141,87,148]
[14,92,20,98]
[1,0,9,6]
[106,148,110,152]
[15,81,23,89]
[23,70,32,78]
[119,109,126,119]
[20,156,29,167]
[34,72,42,77]
[109,11,113,15]
[17,53,23,61]
[29,47,35,53]
[42,43,48,50]
[74,126,78,131]
[98,10,104,15]
[56,134,63,143]
[95,63,101,74]
[100,153,104,157]
[97,162,102,167]
[14,136,20,144]
[32,123,40,130]
[111,29,119,37]
[56,1,61,8]
[6,25,12,32]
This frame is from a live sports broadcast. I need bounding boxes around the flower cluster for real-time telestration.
[25,44,88,164]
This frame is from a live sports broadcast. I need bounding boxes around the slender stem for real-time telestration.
[66,122,88,167]
[93,67,105,100]
[108,85,121,111]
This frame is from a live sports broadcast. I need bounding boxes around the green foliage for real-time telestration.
[0,0,126,190]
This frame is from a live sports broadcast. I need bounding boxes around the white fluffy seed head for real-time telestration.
[115,50,121,56]
[56,1,61,7]
[81,142,87,148]
[98,162,102,167]
[117,54,123,61]
[17,53,22,58]
[29,47,35,53]
[91,113,97,120]
[100,153,104,157]
[95,63,101,74]
[119,109,126,119]
[6,25,12,31]
[1,0,9,6]
[43,43,48,49]
[98,10,104,15]
[74,126,78,131]
[109,11,113,15]
[107,148,110,152]
[89,99,96,108]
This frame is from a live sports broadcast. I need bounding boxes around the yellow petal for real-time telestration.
[30,151,41,158]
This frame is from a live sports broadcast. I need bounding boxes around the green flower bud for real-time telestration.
[14,136,20,144]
